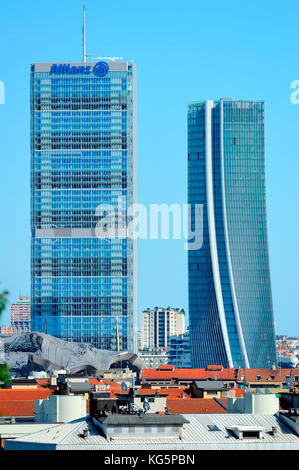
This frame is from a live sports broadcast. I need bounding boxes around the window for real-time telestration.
[242,431,261,439]
[112,426,122,434]
[207,425,220,432]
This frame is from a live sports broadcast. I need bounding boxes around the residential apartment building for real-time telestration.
[140,308,185,350]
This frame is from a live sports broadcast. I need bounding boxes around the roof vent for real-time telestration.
[80,428,90,439]
[226,425,265,440]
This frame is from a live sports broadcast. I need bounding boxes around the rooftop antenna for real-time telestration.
[82,5,86,62]
[82,5,122,63]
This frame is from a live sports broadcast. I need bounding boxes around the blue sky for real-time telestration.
[0,0,298,334]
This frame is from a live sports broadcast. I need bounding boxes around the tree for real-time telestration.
[0,288,10,384]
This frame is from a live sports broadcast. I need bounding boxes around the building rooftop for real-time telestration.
[237,368,294,382]
[141,367,295,383]
[95,414,189,426]
[141,367,237,381]
[0,388,53,417]
[70,382,93,393]
[166,398,227,414]
[5,413,299,450]
[193,380,228,391]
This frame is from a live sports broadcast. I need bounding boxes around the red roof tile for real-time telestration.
[88,378,101,386]
[0,388,53,417]
[141,367,236,381]
[233,388,245,398]
[0,401,35,417]
[237,368,293,382]
[35,378,50,387]
[0,389,52,401]
[166,398,227,414]
[157,365,175,370]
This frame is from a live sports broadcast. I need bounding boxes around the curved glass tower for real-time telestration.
[188,99,276,369]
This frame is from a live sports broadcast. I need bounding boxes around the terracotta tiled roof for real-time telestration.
[141,368,237,381]
[88,378,101,386]
[157,365,175,370]
[0,388,53,417]
[237,368,293,382]
[166,398,227,414]
[36,378,51,388]
[162,388,190,398]
[137,388,168,396]
[0,389,52,401]
[233,388,245,398]
[0,401,35,416]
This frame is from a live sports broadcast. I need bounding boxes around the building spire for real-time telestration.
[83,5,86,62]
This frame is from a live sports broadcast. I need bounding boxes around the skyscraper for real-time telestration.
[188,99,276,369]
[30,61,137,352]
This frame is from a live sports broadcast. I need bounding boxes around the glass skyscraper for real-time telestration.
[30,61,137,353]
[188,99,276,369]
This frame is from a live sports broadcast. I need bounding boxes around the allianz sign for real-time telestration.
[50,62,109,77]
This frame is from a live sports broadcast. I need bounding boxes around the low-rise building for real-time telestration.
[139,349,168,369]
[237,368,298,394]
[141,364,237,386]
[5,412,299,450]
[189,380,228,399]
[0,387,53,422]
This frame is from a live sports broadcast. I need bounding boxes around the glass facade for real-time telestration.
[30,61,137,352]
[188,99,276,369]
[168,332,191,368]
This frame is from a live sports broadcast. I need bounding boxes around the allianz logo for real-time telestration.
[50,62,109,77]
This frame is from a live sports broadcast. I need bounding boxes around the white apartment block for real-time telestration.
[140,308,185,350]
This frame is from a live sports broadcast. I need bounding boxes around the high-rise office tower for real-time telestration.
[188,99,276,369]
[30,61,137,352]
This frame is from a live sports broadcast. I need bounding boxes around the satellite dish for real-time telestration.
[121,382,128,392]
[143,401,150,412]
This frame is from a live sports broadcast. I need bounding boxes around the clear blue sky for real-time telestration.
[0,0,298,334]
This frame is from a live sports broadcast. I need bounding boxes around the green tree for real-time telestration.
[0,288,10,384]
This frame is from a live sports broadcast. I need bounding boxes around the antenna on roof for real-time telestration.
[82,5,86,62]
[82,5,123,63]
